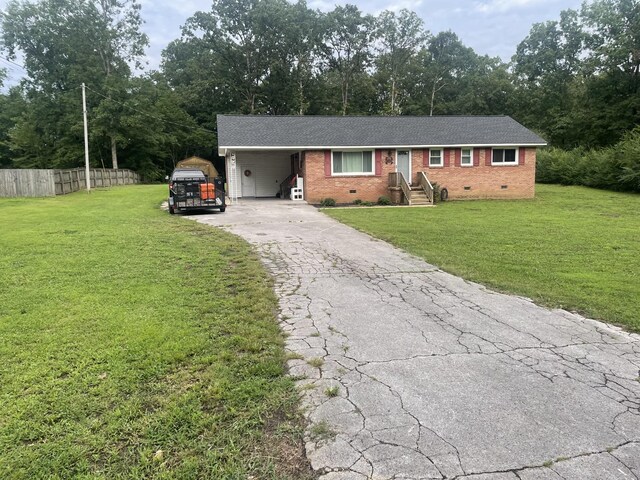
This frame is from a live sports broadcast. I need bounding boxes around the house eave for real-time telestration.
[219,143,547,154]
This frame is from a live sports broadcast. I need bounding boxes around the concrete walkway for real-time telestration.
[191,200,640,480]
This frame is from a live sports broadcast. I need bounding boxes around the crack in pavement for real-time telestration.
[190,203,640,480]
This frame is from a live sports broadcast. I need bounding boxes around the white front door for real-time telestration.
[241,166,256,197]
[396,150,412,185]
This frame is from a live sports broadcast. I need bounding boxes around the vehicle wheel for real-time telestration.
[219,207,226,213]
[169,204,175,214]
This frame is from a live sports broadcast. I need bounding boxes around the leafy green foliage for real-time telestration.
[162,1,512,119]
[374,9,427,115]
[320,197,336,207]
[537,129,640,192]
[0,0,149,168]
[0,186,311,478]
[320,5,374,115]
[512,1,640,148]
[324,386,339,397]
[0,0,211,176]
[431,182,442,203]
[326,185,640,332]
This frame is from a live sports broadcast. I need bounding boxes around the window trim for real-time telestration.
[491,148,519,166]
[429,148,443,168]
[460,148,473,167]
[331,149,375,176]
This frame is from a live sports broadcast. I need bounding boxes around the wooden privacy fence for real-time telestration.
[0,168,140,198]
[54,168,140,195]
[0,169,56,198]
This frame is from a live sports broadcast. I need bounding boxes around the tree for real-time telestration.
[449,55,514,115]
[582,0,640,76]
[1,0,148,168]
[321,5,373,115]
[422,31,476,116]
[275,0,322,115]
[580,0,640,145]
[115,75,216,179]
[512,2,640,148]
[374,9,427,114]
[162,15,237,126]
[0,72,23,168]
[512,9,585,146]
[166,0,302,115]
[7,97,55,168]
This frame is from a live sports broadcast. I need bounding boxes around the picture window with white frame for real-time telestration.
[332,151,374,175]
[492,148,518,165]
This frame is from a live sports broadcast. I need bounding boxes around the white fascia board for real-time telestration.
[219,143,547,150]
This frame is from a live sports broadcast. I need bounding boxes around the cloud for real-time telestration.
[308,0,336,12]
[310,0,425,15]
[139,0,210,17]
[473,0,552,14]
[379,0,424,13]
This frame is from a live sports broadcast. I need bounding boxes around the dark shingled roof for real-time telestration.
[217,115,546,148]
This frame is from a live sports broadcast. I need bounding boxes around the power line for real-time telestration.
[0,57,28,89]
[0,59,21,71]
[84,85,216,135]
[0,56,27,73]
[0,62,25,76]
[0,72,21,82]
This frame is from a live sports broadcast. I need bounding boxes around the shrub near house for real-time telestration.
[537,129,640,193]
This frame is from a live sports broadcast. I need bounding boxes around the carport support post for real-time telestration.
[82,83,91,192]
[230,152,237,204]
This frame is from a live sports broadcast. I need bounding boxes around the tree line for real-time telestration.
[0,0,638,186]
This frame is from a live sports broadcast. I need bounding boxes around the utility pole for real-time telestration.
[82,83,91,192]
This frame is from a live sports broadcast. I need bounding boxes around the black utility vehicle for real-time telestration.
[167,168,226,214]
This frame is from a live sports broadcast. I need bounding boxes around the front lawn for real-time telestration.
[325,184,639,332]
[0,186,311,479]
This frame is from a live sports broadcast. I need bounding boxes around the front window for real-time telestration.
[429,149,443,167]
[461,148,473,166]
[492,148,518,165]
[332,151,374,175]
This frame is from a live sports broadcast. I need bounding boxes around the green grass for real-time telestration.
[308,421,335,443]
[324,387,339,398]
[306,358,324,368]
[0,186,311,479]
[325,185,640,332]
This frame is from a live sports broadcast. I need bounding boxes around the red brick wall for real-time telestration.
[303,147,537,203]
[416,148,536,199]
[303,150,397,204]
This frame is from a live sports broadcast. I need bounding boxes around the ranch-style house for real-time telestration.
[216,115,547,205]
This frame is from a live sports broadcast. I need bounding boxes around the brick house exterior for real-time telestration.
[217,115,546,204]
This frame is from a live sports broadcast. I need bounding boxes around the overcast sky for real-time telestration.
[1,0,584,81]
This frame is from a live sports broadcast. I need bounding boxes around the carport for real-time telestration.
[223,150,302,199]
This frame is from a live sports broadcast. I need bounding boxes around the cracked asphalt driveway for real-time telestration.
[192,200,640,480]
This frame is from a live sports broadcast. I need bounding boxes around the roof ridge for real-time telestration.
[217,114,511,119]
